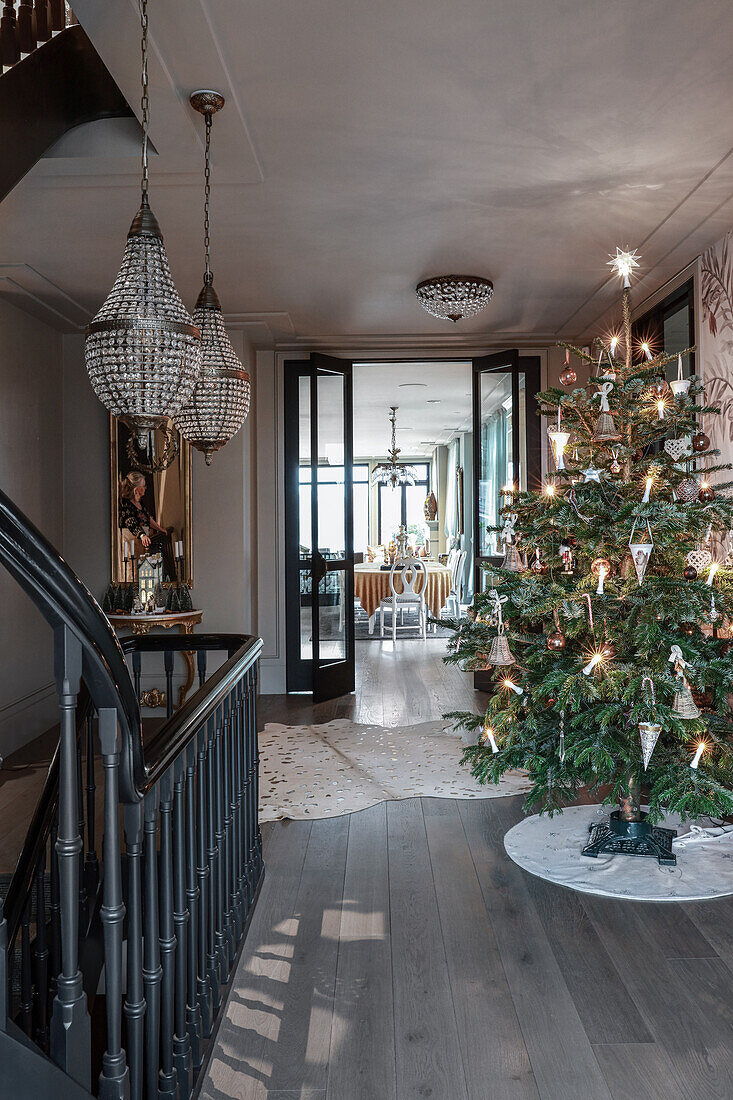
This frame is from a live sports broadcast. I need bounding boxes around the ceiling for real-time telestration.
[353,361,472,457]
[3,0,733,346]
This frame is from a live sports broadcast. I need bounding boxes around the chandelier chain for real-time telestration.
[204,111,212,281]
[139,0,150,199]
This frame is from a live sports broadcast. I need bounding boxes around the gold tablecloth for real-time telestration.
[354,562,453,618]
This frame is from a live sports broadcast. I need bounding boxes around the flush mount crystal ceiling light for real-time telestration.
[173,90,252,464]
[371,407,419,489]
[85,0,202,471]
[415,274,494,323]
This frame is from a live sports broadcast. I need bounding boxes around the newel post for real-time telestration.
[50,625,91,1089]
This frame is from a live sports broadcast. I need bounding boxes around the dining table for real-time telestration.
[354,560,453,633]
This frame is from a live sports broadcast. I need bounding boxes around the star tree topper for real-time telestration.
[607,247,641,288]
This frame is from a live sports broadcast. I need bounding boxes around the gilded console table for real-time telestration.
[107,609,203,709]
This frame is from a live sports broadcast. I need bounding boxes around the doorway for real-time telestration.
[284,353,541,699]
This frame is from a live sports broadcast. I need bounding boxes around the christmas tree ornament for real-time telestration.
[582,465,602,483]
[559,349,576,387]
[559,540,574,574]
[547,406,570,470]
[628,519,654,585]
[670,354,691,398]
[680,622,697,636]
[684,565,698,581]
[591,382,621,442]
[676,477,699,502]
[486,590,516,666]
[502,544,524,572]
[692,431,710,453]
[686,546,712,572]
[531,548,547,574]
[638,676,661,770]
[699,482,715,503]
[664,437,691,462]
[652,376,669,397]
[669,645,701,720]
[559,710,566,763]
[500,511,517,545]
[607,246,640,287]
[709,591,721,623]
[547,630,566,651]
[591,557,612,594]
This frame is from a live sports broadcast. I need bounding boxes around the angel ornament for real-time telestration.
[501,513,524,572]
[668,644,701,720]
[486,589,516,666]
[591,381,621,443]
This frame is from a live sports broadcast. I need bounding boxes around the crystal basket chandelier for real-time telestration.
[371,407,419,489]
[416,274,494,323]
[85,0,201,460]
[173,90,251,464]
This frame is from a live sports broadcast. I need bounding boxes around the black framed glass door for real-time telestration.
[472,351,541,596]
[284,353,355,700]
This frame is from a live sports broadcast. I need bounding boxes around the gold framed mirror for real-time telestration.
[110,417,193,586]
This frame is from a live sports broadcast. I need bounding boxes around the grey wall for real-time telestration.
[0,299,63,757]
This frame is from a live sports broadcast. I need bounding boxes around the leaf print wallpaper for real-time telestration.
[700,229,733,481]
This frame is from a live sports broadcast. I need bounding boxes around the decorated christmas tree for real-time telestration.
[447,249,733,862]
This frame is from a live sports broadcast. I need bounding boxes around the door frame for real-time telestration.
[472,351,541,597]
[283,354,355,699]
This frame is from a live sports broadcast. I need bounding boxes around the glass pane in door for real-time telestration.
[478,373,513,557]
[298,375,313,660]
[317,372,346,558]
[318,569,347,661]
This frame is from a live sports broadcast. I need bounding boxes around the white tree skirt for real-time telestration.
[504,803,733,901]
[259,718,531,821]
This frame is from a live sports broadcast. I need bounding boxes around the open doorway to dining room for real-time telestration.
[283,352,540,699]
[350,360,473,642]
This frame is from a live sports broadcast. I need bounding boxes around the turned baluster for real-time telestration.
[158,771,178,1099]
[34,852,49,1050]
[185,739,203,1066]
[123,803,145,1100]
[33,0,50,43]
[205,714,222,1009]
[0,1,20,68]
[196,728,214,1030]
[172,755,192,1095]
[17,0,34,53]
[143,787,162,1100]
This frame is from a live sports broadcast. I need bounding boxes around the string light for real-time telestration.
[641,341,653,362]
[544,482,556,498]
[706,562,720,588]
[502,678,524,696]
[690,740,707,770]
[657,398,666,420]
[482,723,499,754]
[642,475,653,503]
[582,646,612,677]
[607,247,640,287]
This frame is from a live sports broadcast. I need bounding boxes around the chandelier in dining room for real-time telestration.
[415,274,494,322]
[84,0,202,471]
[173,90,252,464]
[371,406,419,489]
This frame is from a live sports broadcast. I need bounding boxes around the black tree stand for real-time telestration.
[581,774,677,866]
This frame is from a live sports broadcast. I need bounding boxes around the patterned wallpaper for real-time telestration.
[700,230,733,479]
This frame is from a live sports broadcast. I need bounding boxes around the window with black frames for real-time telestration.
[632,278,695,379]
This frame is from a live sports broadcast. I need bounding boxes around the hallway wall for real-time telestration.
[0,299,64,756]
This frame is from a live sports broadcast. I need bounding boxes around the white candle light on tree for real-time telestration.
[690,741,706,770]
[642,476,653,503]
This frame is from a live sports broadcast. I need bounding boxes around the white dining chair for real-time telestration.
[446,549,467,619]
[379,557,427,641]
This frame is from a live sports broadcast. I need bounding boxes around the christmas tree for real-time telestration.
[447,249,733,852]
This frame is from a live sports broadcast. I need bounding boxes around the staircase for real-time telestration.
[0,2,133,201]
[0,486,264,1098]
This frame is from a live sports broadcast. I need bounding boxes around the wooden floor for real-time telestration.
[202,640,733,1100]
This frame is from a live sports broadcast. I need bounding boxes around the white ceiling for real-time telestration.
[353,361,472,457]
[3,0,733,346]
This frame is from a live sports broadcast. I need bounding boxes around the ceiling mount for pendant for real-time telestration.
[173,88,252,464]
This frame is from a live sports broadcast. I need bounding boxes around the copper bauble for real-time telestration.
[610,459,622,474]
[692,431,710,453]
[601,641,616,659]
[684,565,698,581]
[699,485,715,502]
[652,376,669,397]
[559,365,577,386]
[547,630,567,651]
[680,622,697,637]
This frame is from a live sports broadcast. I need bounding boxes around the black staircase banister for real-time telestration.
[139,636,262,792]
[2,685,93,946]
[0,488,145,799]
